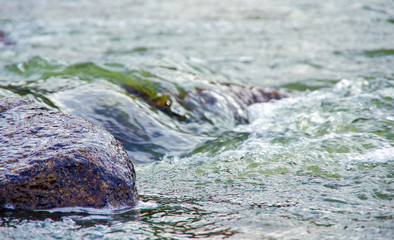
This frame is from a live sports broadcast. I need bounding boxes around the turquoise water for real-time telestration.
[0,0,393,239]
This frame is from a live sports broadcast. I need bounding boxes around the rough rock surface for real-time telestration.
[0,97,138,210]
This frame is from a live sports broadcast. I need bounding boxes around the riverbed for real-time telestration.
[0,0,393,239]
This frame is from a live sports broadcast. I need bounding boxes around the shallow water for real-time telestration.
[0,0,393,239]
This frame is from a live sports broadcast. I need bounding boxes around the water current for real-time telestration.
[0,0,393,239]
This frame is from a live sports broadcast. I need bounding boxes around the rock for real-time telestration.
[122,79,286,125]
[180,84,284,125]
[0,97,138,210]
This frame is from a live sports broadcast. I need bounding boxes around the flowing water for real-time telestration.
[0,0,393,239]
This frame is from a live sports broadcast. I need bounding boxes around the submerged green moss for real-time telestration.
[43,62,164,100]
[183,131,250,157]
[362,49,394,58]
[5,56,62,78]
[301,165,341,178]
[6,60,184,119]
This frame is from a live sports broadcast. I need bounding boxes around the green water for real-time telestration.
[0,0,393,239]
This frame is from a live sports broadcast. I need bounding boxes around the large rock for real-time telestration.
[0,97,138,210]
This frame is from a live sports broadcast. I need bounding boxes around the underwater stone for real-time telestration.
[180,84,284,125]
[0,97,138,210]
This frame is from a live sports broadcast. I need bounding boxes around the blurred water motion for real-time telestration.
[0,0,393,239]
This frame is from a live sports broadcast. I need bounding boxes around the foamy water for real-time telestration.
[1,0,393,239]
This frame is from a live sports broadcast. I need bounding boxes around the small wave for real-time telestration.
[245,78,390,125]
[36,200,158,215]
[235,78,393,173]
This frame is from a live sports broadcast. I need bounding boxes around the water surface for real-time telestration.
[0,0,393,239]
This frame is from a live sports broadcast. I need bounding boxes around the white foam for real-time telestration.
[134,200,159,210]
[35,200,158,215]
[2,203,15,209]
[351,148,394,164]
[244,78,375,128]
[37,206,129,215]
[246,90,331,124]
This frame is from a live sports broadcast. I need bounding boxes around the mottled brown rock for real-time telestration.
[0,97,138,210]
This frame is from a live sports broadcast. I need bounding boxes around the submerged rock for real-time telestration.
[2,59,287,162]
[178,84,283,125]
[0,97,138,210]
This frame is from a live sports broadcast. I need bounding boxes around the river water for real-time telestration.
[0,0,393,239]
